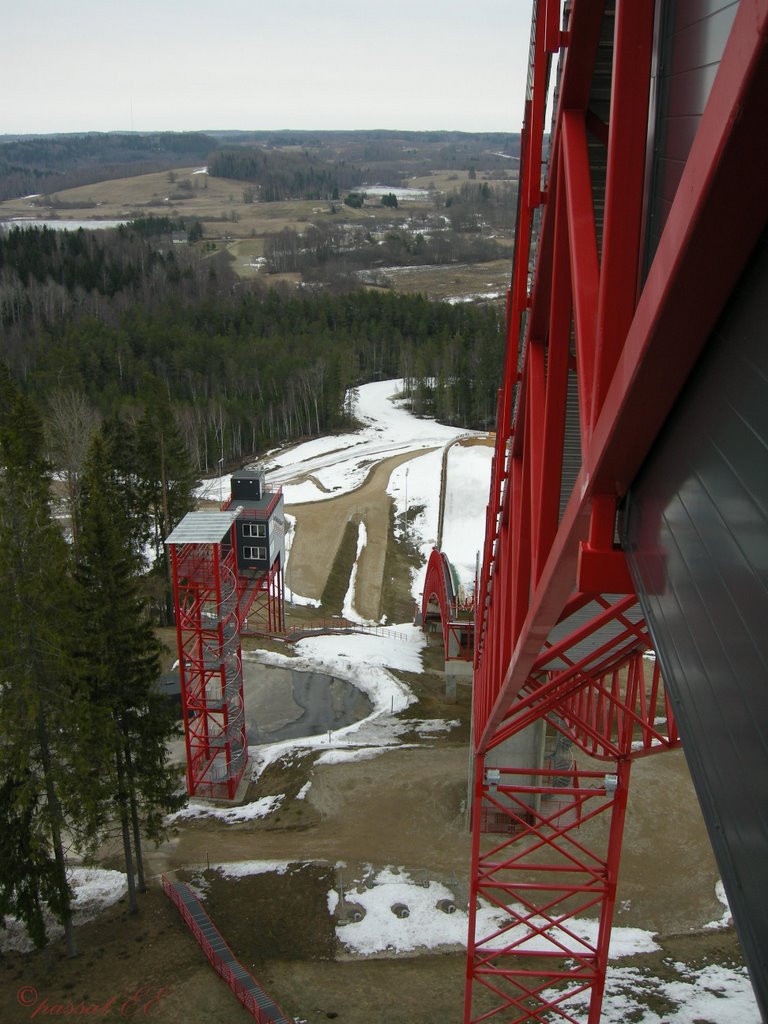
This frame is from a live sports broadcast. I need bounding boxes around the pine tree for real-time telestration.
[0,779,67,949]
[0,366,87,956]
[73,432,184,911]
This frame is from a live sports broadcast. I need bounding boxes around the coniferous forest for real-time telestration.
[1,224,504,471]
[0,214,504,949]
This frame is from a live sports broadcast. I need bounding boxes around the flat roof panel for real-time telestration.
[165,511,239,545]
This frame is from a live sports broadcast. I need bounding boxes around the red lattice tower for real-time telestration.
[168,513,247,799]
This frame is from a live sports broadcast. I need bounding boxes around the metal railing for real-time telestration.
[162,875,289,1024]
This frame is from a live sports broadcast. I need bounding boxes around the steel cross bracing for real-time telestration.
[465,1,768,1021]
[240,557,285,635]
[170,535,248,800]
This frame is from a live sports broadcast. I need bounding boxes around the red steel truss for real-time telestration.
[170,533,248,799]
[240,557,285,635]
[422,547,473,661]
[466,1,768,1021]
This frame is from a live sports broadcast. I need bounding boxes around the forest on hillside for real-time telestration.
[0,133,216,202]
[0,129,519,204]
[209,129,520,186]
[0,225,504,474]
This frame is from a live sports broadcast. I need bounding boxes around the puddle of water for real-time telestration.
[242,662,372,744]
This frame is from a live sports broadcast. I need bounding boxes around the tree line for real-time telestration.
[0,132,215,202]
[0,368,185,954]
[1,226,504,474]
[263,221,509,280]
[208,147,364,201]
[209,130,520,182]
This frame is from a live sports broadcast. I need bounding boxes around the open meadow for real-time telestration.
[0,160,517,302]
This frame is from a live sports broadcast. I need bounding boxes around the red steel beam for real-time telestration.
[591,0,655,425]
[476,0,768,754]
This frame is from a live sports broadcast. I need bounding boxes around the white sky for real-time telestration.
[1,0,534,135]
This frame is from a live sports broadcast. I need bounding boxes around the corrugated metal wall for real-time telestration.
[623,231,768,1016]
[644,0,739,267]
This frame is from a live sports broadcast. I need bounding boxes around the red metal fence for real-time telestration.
[162,875,290,1024]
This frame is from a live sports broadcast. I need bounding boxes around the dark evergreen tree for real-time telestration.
[0,365,86,956]
[73,431,185,911]
[101,414,151,560]
[0,778,69,950]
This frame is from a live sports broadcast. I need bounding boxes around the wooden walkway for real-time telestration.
[162,875,290,1023]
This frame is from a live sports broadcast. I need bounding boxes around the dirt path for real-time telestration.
[287,448,436,619]
[146,745,473,882]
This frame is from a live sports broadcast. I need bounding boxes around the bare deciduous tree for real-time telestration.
[45,388,100,544]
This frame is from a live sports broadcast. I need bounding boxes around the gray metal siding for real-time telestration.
[645,0,738,264]
[623,231,768,1017]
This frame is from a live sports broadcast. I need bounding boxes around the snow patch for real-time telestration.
[168,794,283,823]
[209,860,295,879]
[0,867,127,953]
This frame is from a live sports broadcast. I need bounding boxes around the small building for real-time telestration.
[227,468,286,579]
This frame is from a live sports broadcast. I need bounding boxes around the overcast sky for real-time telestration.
[2,0,534,136]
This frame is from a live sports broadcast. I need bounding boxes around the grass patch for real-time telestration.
[380,504,424,625]
[320,516,361,614]
[369,258,513,303]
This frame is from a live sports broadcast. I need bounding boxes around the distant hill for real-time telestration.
[207,129,520,198]
[0,129,519,203]
[0,132,217,201]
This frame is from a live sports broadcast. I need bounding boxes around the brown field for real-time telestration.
[410,168,518,191]
[0,165,517,300]
[0,166,436,240]
[364,256,513,303]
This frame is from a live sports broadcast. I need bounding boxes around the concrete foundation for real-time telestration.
[444,657,473,702]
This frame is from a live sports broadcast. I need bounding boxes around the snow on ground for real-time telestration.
[387,441,492,602]
[332,867,659,960]
[387,449,442,600]
[356,185,432,201]
[237,626,442,779]
[440,443,493,594]
[2,218,128,231]
[165,625,453,825]
[195,379,491,609]
[341,521,372,623]
[196,380,479,507]
[0,868,127,953]
[169,793,284,824]
[704,879,733,930]
[546,962,760,1024]
[209,860,295,879]
[445,290,504,305]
